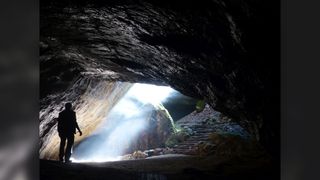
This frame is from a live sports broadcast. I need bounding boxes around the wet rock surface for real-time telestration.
[41,0,279,157]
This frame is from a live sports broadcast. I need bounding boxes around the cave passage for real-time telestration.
[39,0,280,178]
[70,83,198,162]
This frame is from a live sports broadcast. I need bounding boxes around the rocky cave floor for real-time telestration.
[40,154,277,180]
[40,105,278,180]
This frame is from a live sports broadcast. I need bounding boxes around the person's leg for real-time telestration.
[65,134,74,162]
[59,135,66,162]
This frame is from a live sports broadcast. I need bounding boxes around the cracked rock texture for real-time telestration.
[40,0,279,156]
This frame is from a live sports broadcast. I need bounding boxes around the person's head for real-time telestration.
[65,102,72,110]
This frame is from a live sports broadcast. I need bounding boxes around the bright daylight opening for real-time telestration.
[70,83,196,163]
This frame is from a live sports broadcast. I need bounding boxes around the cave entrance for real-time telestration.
[70,83,199,162]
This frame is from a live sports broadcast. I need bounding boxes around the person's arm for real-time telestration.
[74,112,82,136]
[75,122,82,136]
[57,113,62,135]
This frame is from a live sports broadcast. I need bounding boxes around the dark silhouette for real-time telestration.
[57,102,82,163]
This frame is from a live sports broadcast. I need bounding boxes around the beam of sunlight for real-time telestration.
[71,83,176,163]
[126,83,175,106]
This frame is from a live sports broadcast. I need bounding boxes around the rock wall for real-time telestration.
[39,77,132,159]
[41,0,279,156]
[128,104,175,153]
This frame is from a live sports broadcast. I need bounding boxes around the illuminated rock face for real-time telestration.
[71,103,175,162]
[41,0,279,155]
[39,79,177,160]
[39,78,132,159]
[127,105,174,153]
[67,83,178,162]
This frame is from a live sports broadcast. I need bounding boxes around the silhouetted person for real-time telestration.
[57,102,82,163]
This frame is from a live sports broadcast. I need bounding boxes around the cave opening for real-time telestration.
[70,82,199,162]
[39,0,280,178]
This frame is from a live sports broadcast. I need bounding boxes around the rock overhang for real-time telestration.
[40,0,280,156]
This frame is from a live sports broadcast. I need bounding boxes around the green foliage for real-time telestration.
[155,103,177,133]
[196,100,205,112]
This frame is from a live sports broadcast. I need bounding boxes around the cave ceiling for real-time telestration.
[40,0,279,152]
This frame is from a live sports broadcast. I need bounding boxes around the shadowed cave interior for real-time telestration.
[40,0,279,179]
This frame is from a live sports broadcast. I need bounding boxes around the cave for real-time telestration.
[40,0,280,179]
